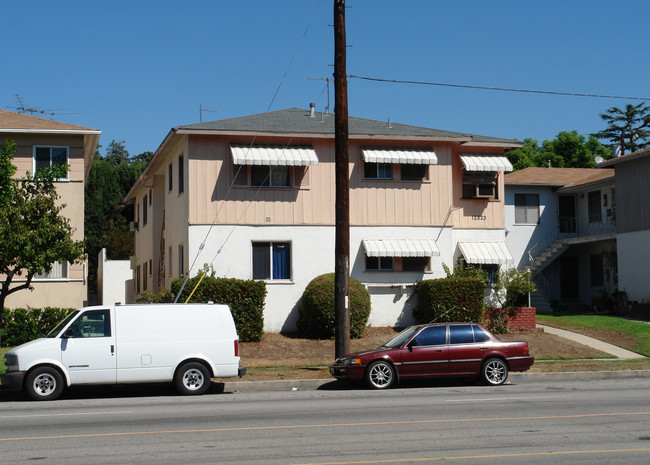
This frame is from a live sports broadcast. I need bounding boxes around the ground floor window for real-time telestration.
[252,242,292,280]
[365,256,394,271]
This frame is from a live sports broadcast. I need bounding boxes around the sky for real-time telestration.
[3,1,650,157]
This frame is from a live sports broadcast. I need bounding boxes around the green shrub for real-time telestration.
[481,307,519,334]
[412,277,484,324]
[171,274,266,342]
[1,307,75,347]
[297,273,371,339]
[494,268,536,307]
[136,288,174,303]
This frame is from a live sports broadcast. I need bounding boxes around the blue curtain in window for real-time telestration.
[272,243,290,279]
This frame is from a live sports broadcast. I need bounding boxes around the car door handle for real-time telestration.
[480,347,488,351]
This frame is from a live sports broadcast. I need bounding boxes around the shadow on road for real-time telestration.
[0,381,229,402]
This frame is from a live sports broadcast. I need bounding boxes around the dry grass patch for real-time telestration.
[224,325,646,382]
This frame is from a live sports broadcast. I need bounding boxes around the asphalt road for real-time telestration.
[1,378,650,465]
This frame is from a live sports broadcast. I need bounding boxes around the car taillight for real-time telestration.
[523,344,529,355]
[234,340,239,357]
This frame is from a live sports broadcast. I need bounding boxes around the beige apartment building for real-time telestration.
[125,106,520,331]
[1,109,100,308]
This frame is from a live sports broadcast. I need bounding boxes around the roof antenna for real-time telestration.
[10,94,60,116]
[387,118,392,128]
[199,104,216,123]
[308,77,332,114]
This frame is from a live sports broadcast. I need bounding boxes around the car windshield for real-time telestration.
[46,310,80,338]
[382,326,421,348]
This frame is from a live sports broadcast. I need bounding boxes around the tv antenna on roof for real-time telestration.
[9,94,62,116]
[199,104,216,123]
[308,77,332,114]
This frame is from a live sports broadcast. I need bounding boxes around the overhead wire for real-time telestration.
[176,0,325,301]
[348,74,650,101]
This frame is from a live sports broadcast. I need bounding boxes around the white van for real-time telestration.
[1,303,246,400]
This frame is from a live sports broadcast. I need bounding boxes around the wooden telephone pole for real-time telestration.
[334,0,350,359]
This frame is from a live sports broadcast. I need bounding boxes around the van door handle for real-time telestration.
[110,345,115,355]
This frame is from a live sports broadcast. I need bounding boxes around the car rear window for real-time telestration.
[473,325,491,342]
[449,325,474,344]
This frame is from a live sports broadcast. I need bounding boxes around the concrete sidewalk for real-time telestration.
[536,324,645,360]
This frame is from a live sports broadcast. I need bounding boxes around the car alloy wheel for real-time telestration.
[482,358,508,386]
[365,360,395,389]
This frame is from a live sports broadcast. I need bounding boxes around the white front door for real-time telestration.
[61,309,116,384]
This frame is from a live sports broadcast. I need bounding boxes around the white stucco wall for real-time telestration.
[616,230,650,304]
[98,248,133,306]
[504,185,558,269]
[187,225,503,332]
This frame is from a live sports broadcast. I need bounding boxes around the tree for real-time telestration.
[84,141,146,299]
[506,131,611,170]
[593,103,650,156]
[0,141,85,346]
[104,140,131,166]
[0,140,17,208]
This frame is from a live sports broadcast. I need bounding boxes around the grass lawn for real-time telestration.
[537,313,650,357]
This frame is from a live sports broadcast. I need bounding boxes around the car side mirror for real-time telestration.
[407,340,417,351]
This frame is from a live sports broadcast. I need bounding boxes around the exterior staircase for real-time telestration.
[529,239,569,274]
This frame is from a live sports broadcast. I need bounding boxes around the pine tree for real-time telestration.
[593,103,650,156]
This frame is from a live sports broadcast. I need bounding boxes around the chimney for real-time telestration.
[547,159,551,169]
[309,102,316,118]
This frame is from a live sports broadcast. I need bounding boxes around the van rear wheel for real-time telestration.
[25,367,64,401]
[175,362,211,395]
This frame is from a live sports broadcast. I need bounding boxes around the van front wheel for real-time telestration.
[25,367,64,401]
[175,362,211,395]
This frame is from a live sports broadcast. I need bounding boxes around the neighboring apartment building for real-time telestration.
[125,107,521,331]
[0,109,100,308]
[597,148,650,308]
[504,166,616,311]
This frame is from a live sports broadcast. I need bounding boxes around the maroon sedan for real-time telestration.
[330,322,534,389]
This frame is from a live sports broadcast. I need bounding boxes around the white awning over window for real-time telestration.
[459,154,513,172]
[362,147,438,165]
[362,239,440,257]
[458,241,514,265]
[230,144,319,166]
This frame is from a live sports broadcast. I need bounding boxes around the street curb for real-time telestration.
[222,370,650,393]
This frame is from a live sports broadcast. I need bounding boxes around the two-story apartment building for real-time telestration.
[1,109,101,308]
[598,148,650,309]
[125,107,521,331]
[504,166,616,311]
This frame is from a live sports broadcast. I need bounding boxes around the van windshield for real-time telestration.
[46,310,80,338]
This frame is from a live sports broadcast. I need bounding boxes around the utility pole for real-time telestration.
[334,0,350,359]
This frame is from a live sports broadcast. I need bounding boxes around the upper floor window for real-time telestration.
[514,193,540,224]
[588,190,602,223]
[361,147,436,182]
[168,163,173,191]
[462,170,498,199]
[251,165,291,188]
[178,154,184,194]
[142,194,148,226]
[364,162,393,180]
[34,146,68,179]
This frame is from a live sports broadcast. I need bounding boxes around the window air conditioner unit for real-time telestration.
[129,221,139,231]
[474,184,495,199]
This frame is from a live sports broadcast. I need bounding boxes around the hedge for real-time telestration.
[297,273,371,339]
[412,277,484,324]
[1,307,75,347]
[171,275,266,342]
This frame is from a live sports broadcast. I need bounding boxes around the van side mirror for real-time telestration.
[62,329,74,339]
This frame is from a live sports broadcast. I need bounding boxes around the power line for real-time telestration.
[347,74,650,101]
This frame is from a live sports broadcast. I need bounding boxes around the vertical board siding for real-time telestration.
[186,135,506,229]
[617,158,650,233]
